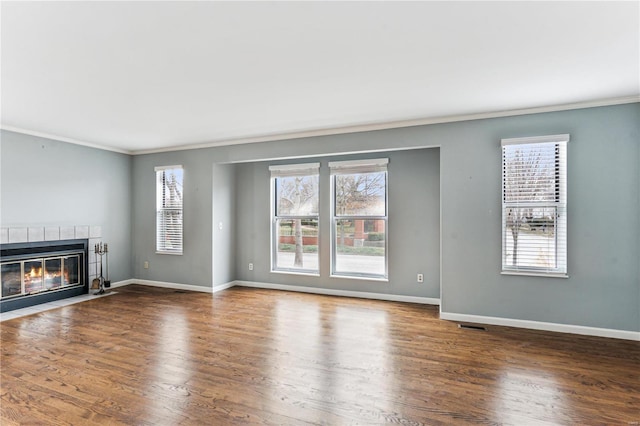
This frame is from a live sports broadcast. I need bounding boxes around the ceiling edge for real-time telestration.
[2,95,638,156]
[0,126,132,155]
[131,95,640,155]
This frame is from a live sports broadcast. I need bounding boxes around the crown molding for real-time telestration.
[0,126,132,155]
[130,95,640,155]
[2,96,638,156]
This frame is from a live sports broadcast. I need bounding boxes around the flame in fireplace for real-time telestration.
[2,250,83,299]
[28,266,41,278]
[44,269,61,280]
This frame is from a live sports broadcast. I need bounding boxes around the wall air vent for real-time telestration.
[458,324,488,331]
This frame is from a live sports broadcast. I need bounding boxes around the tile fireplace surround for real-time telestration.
[1,225,104,311]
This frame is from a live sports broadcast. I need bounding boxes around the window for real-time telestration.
[330,158,388,279]
[270,163,320,274]
[156,165,183,254]
[501,135,569,276]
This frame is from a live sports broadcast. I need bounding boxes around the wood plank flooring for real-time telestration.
[1,284,639,425]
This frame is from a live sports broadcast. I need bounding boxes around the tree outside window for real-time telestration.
[330,159,388,279]
[270,164,319,274]
[502,135,568,275]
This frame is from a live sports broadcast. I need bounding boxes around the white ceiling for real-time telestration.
[1,1,639,154]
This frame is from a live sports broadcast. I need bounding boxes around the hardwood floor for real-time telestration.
[1,285,639,425]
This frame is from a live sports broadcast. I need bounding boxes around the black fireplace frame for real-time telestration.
[1,239,89,313]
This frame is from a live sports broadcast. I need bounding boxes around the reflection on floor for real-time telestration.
[0,291,116,322]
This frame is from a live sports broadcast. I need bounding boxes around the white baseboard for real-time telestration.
[233,280,440,305]
[107,280,638,341]
[108,278,234,293]
[109,279,136,288]
[213,281,236,293]
[123,279,214,293]
[440,311,640,341]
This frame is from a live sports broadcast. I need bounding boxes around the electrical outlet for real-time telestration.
[417,273,424,283]
[144,261,149,269]
[248,263,253,271]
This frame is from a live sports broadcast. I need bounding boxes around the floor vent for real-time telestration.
[458,324,488,331]
[174,290,188,294]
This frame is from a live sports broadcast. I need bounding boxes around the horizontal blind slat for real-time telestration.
[502,139,567,274]
[156,166,184,253]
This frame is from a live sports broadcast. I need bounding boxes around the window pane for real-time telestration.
[157,210,183,253]
[63,256,80,285]
[1,263,22,297]
[335,172,386,216]
[501,138,567,274]
[334,219,386,276]
[157,168,183,209]
[275,218,319,272]
[276,175,319,216]
[156,166,183,254]
[503,143,558,203]
[24,260,44,294]
[504,206,557,269]
[44,258,62,289]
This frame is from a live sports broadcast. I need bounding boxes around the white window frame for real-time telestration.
[155,165,183,255]
[270,162,320,275]
[329,158,389,280]
[501,135,569,277]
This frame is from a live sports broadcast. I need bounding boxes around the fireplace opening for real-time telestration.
[1,239,88,312]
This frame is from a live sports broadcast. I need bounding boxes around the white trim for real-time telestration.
[3,98,637,156]
[110,278,236,293]
[233,280,440,305]
[328,158,389,175]
[130,96,639,155]
[328,158,389,169]
[329,273,388,282]
[271,270,321,278]
[131,279,213,293]
[0,126,132,154]
[501,134,570,146]
[109,279,136,288]
[501,271,569,279]
[212,281,236,293]
[440,312,640,341]
[219,144,440,165]
[82,280,640,341]
[154,164,183,172]
[268,162,320,172]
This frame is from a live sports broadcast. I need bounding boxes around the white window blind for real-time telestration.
[156,165,183,254]
[328,158,388,174]
[269,162,320,178]
[501,135,568,275]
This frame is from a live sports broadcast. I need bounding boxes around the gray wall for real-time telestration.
[0,130,133,282]
[131,149,214,286]
[234,149,441,298]
[439,105,640,332]
[3,103,636,333]
[212,163,236,287]
[130,103,639,332]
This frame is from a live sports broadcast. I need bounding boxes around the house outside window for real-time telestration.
[501,135,569,276]
[330,158,388,280]
[156,165,183,255]
[270,163,320,274]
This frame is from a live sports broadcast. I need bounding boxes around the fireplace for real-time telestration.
[1,239,88,312]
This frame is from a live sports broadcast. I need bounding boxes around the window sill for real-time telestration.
[501,271,568,279]
[330,274,389,282]
[156,251,183,256]
[271,269,320,278]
